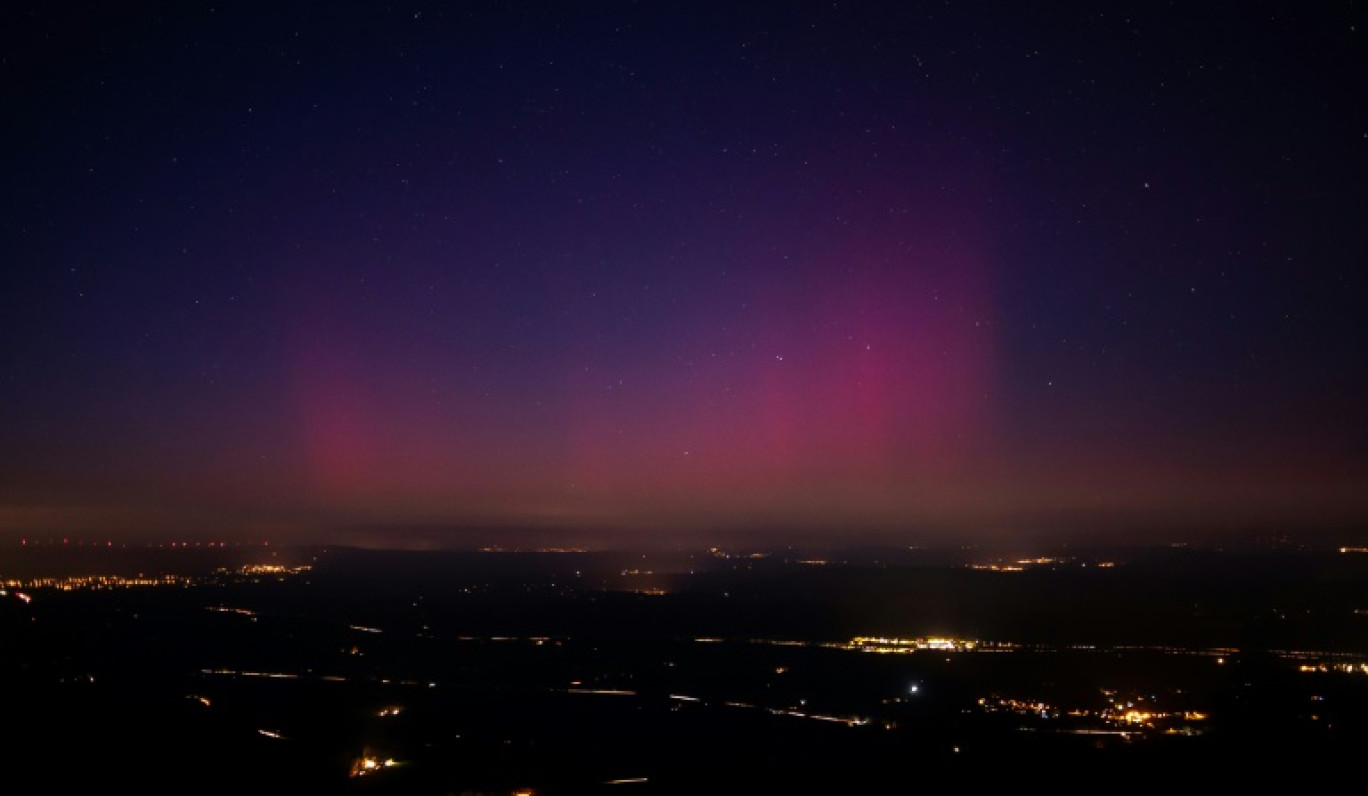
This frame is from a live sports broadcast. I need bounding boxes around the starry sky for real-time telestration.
[3,2,1366,548]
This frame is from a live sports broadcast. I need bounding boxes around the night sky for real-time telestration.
[4,2,1366,548]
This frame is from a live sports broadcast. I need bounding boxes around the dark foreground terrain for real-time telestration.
[3,540,1368,793]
